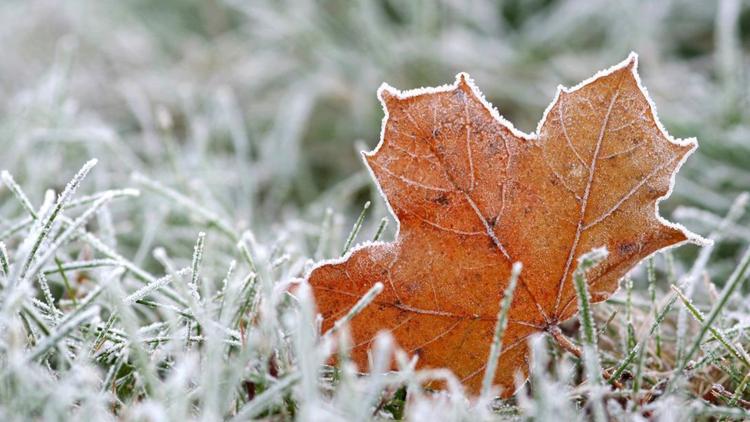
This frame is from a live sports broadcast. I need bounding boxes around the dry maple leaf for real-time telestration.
[306,53,703,397]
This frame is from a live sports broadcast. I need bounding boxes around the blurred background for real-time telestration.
[0,0,748,283]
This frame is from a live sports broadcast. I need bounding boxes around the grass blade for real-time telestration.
[341,200,370,255]
[25,306,98,363]
[14,160,98,284]
[573,248,608,422]
[481,261,521,398]
[681,247,750,367]
[326,281,384,337]
[672,284,749,367]
[372,217,388,242]
[0,242,8,277]
[609,293,678,383]
[189,232,206,303]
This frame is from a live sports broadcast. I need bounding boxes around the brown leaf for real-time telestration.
[307,54,702,397]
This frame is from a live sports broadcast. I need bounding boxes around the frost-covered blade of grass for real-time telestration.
[673,247,750,386]
[573,248,608,422]
[481,261,521,399]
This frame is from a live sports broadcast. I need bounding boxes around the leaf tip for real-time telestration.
[377,82,400,108]
[455,72,473,91]
[625,51,639,70]
[687,231,713,247]
[676,136,699,154]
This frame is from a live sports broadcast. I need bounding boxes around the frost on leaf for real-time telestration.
[306,54,702,397]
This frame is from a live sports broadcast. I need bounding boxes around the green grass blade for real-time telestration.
[481,262,521,399]
[341,200,370,255]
